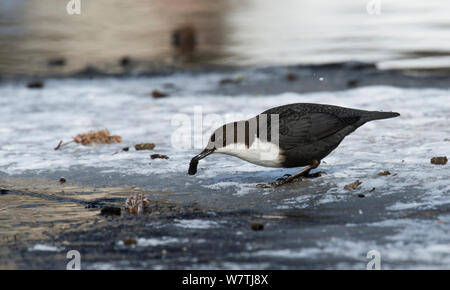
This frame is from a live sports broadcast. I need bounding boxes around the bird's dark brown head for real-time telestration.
[188,147,215,175]
[187,123,240,175]
[188,130,219,175]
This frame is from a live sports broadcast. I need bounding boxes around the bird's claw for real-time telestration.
[256,171,326,188]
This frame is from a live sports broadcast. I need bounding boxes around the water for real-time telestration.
[1,0,450,75]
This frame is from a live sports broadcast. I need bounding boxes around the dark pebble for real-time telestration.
[119,56,131,67]
[219,78,244,85]
[286,72,298,81]
[347,79,359,88]
[48,58,66,67]
[1,189,9,195]
[27,81,44,89]
[151,154,169,159]
[358,194,365,198]
[152,90,168,98]
[100,206,121,216]
[251,222,264,231]
[135,143,155,150]
[59,177,66,183]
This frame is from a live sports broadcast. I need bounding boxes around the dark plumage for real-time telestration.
[188,103,400,186]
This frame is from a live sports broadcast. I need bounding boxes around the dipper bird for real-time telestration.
[188,103,399,187]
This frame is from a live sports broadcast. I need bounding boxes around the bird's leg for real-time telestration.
[270,160,321,187]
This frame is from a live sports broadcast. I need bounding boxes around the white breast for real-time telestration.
[215,138,284,167]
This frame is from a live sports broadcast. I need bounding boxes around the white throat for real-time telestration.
[215,138,284,167]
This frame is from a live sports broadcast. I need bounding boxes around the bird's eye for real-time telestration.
[210,134,215,142]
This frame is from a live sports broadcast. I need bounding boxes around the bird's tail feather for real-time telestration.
[361,111,400,122]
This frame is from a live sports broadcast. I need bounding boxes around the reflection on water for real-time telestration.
[0,177,169,245]
[0,0,450,75]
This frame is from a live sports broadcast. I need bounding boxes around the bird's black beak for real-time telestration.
[188,148,214,175]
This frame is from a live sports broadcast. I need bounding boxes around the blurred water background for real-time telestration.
[1,0,450,76]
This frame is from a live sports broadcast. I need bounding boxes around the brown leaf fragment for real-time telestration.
[122,238,137,246]
[378,170,391,176]
[135,143,155,150]
[286,72,297,81]
[73,130,122,146]
[431,156,447,165]
[125,193,150,216]
[344,180,362,190]
[151,154,169,160]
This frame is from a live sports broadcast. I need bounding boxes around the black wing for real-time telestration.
[278,112,353,150]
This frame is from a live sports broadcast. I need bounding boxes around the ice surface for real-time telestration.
[28,244,64,252]
[1,73,449,269]
[1,76,448,205]
[174,219,219,229]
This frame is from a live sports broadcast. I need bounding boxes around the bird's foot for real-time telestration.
[256,172,326,188]
[256,175,302,188]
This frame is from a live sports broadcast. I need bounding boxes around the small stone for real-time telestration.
[431,156,447,165]
[27,81,44,89]
[150,154,169,160]
[152,90,168,98]
[122,147,129,152]
[358,194,365,198]
[347,79,359,88]
[59,177,66,183]
[135,143,155,150]
[251,222,264,231]
[369,187,376,192]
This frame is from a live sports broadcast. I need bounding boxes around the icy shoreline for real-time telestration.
[0,66,449,269]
